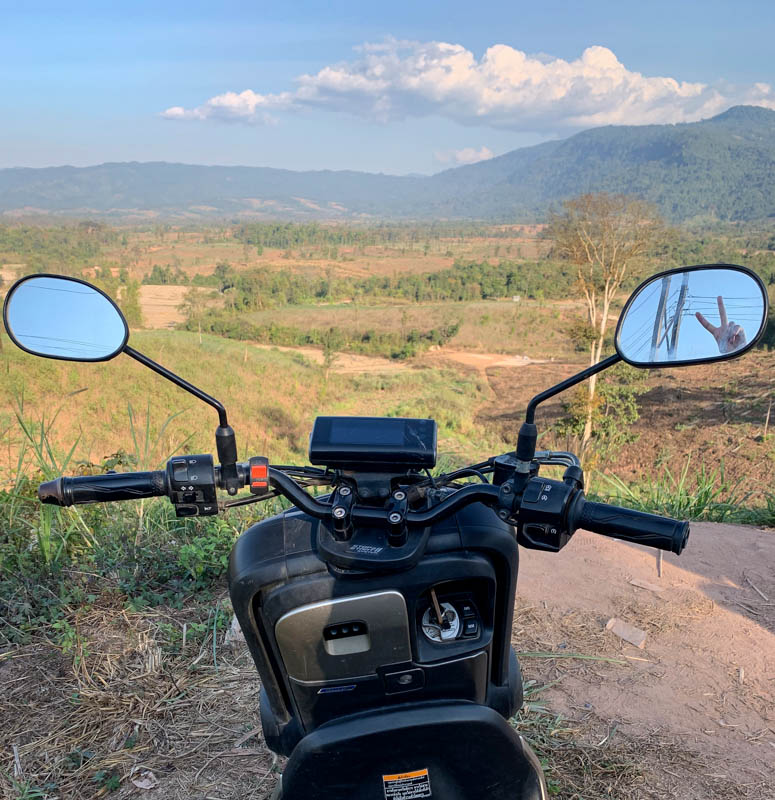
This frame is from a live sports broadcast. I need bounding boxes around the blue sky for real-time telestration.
[2,0,775,173]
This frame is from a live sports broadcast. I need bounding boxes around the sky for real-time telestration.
[2,0,775,174]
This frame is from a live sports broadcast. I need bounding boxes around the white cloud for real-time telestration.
[161,90,295,124]
[435,146,494,165]
[162,40,775,131]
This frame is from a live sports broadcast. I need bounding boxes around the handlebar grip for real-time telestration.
[38,471,168,507]
[573,498,689,555]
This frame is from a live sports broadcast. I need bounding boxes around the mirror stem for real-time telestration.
[125,345,229,427]
[512,354,622,483]
[124,346,242,495]
[525,353,621,425]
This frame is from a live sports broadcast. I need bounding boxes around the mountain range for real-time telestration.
[2,105,774,222]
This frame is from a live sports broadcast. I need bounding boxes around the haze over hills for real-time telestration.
[2,105,775,222]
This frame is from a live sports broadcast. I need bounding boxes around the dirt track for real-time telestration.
[251,343,544,375]
[517,521,775,795]
[252,343,409,374]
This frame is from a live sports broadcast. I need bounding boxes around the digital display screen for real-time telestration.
[309,416,437,468]
[329,418,405,446]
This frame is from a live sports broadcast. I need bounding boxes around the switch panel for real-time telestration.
[166,454,218,517]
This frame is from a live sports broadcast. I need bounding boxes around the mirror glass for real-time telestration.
[616,266,766,366]
[3,275,128,361]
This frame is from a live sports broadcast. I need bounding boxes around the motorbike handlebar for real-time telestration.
[267,467,501,525]
[37,460,689,556]
[569,496,689,555]
[38,471,168,506]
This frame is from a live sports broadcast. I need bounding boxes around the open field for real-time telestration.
[239,298,587,358]
[138,285,191,329]
[0,330,502,478]
[59,225,550,284]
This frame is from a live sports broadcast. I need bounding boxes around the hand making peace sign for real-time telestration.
[695,296,746,354]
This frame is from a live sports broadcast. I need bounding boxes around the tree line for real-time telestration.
[203,259,581,311]
[180,313,460,360]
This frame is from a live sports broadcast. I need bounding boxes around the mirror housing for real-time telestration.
[3,274,128,362]
[615,264,768,368]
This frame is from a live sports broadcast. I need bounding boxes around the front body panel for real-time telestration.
[229,501,523,756]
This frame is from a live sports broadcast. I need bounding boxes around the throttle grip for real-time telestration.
[38,471,168,506]
[571,497,689,555]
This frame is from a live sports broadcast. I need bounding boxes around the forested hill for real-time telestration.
[2,105,775,222]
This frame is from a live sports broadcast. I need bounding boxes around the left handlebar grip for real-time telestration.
[38,471,168,506]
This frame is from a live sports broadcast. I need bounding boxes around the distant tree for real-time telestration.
[321,327,341,382]
[179,287,208,343]
[119,281,144,328]
[547,193,663,454]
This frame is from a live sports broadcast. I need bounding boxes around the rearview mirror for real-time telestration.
[615,264,768,367]
[3,274,129,361]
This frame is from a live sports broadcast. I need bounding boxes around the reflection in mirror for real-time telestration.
[616,267,766,366]
[4,276,128,361]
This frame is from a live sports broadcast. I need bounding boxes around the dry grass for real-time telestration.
[516,696,771,799]
[616,589,716,637]
[513,600,623,660]
[0,593,278,800]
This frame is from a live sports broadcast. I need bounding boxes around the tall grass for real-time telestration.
[593,458,772,525]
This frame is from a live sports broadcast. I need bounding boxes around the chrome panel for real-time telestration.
[275,590,411,683]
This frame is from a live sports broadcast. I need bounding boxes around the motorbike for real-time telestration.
[2,263,768,799]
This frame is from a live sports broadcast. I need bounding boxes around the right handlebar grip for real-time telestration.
[574,498,689,555]
[38,471,168,506]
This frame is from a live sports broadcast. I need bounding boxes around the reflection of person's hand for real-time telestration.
[695,296,746,354]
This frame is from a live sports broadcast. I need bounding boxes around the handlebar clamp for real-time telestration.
[331,486,355,541]
[386,490,409,547]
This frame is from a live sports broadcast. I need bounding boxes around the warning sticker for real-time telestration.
[382,768,432,799]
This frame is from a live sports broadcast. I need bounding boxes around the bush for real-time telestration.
[554,363,648,462]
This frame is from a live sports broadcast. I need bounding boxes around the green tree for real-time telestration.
[554,363,648,465]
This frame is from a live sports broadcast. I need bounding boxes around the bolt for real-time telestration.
[339,486,351,496]
[502,484,512,494]
[388,512,402,524]
[333,506,347,519]
[393,490,406,501]
[498,509,509,520]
